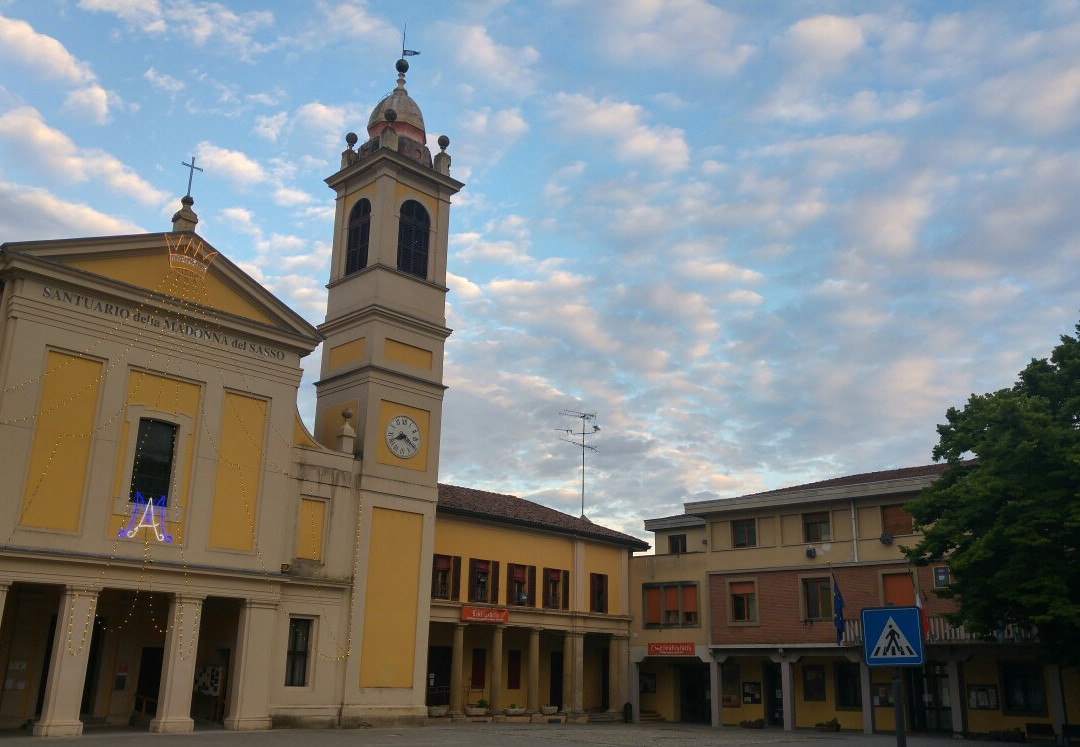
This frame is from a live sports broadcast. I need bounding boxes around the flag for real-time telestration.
[402,49,420,56]
[911,568,930,639]
[831,570,845,646]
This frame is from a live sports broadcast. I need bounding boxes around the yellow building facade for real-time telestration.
[0,58,644,738]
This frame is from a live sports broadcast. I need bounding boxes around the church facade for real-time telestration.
[0,59,643,737]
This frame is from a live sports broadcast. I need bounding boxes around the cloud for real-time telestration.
[0,179,143,239]
[272,186,314,206]
[597,0,756,75]
[78,0,166,32]
[0,107,167,204]
[0,14,96,84]
[194,141,267,186]
[550,93,689,173]
[144,67,185,93]
[781,14,865,76]
[0,13,115,122]
[447,24,539,92]
[976,61,1080,135]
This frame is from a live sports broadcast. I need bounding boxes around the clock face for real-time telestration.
[385,414,421,459]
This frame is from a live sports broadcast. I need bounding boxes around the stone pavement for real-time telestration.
[0,722,1004,746]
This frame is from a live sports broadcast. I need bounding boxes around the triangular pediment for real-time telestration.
[1,231,320,347]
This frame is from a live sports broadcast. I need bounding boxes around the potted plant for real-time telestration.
[427,705,448,718]
[464,698,489,716]
[505,703,526,716]
[540,704,558,715]
[740,718,765,729]
[815,717,841,732]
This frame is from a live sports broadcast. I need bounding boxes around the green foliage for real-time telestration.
[904,319,1080,662]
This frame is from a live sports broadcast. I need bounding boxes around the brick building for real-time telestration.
[631,463,1080,740]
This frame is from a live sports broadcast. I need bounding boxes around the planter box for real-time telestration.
[505,708,526,716]
[427,706,448,718]
[539,706,558,715]
[464,707,487,717]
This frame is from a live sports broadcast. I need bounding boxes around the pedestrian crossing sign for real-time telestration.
[862,606,924,667]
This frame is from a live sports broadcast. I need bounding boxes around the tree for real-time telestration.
[904,319,1080,662]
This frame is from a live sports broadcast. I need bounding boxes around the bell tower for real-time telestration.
[315,57,461,482]
[314,58,462,718]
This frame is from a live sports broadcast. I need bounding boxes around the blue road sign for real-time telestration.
[862,606,925,667]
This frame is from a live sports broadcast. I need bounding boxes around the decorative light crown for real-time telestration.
[166,233,218,278]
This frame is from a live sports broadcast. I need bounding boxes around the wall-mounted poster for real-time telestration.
[967,685,998,710]
[743,681,762,704]
[872,683,893,707]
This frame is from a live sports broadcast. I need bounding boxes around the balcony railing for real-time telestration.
[842,615,1038,646]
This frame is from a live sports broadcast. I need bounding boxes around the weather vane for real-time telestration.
[402,23,419,58]
[181,156,203,198]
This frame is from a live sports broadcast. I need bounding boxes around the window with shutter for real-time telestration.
[881,504,914,535]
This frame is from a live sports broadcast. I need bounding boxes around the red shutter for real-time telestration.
[664,585,679,613]
[645,587,661,624]
[468,558,477,602]
[729,581,754,596]
[682,584,698,613]
[883,573,915,606]
[527,565,536,607]
[562,570,570,610]
[491,561,500,605]
[451,556,461,601]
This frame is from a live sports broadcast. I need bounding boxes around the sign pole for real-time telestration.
[893,667,905,747]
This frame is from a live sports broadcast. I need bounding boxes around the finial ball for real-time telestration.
[396,58,409,74]
[438,134,450,150]
[385,108,397,122]
[345,132,358,147]
[341,408,354,421]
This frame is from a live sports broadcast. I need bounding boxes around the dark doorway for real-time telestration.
[678,662,711,723]
[426,646,451,706]
[600,647,610,711]
[34,616,58,717]
[80,617,105,715]
[907,663,951,732]
[763,662,783,727]
[135,647,164,718]
[549,651,563,709]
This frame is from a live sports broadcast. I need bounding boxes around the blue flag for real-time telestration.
[832,572,845,646]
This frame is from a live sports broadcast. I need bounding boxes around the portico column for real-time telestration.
[608,635,627,715]
[0,581,10,622]
[946,658,964,737]
[780,658,795,732]
[629,659,641,723]
[562,631,583,716]
[527,627,541,713]
[149,594,204,733]
[489,624,505,711]
[33,586,99,737]
[224,599,277,730]
[710,658,722,728]
[1047,663,1066,742]
[449,623,466,714]
[860,658,874,734]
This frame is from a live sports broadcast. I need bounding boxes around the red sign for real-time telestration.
[461,606,509,623]
[647,642,696,656]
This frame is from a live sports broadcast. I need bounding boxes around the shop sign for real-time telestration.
[647,642,695,656]
[461,606,509,623]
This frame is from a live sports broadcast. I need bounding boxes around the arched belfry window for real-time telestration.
[397,199,430,279]
[345,198,371,275]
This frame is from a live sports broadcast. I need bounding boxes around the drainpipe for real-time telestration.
[850,499,859,562]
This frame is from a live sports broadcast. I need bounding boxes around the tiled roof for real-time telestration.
[437,483,650,551]
[733,462,955,500]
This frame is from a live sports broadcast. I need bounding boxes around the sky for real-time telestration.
[1,1,1078,542]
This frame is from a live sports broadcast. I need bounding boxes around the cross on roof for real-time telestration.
[181,156,204,198]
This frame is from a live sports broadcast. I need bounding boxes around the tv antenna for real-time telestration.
[555,410,600,518]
